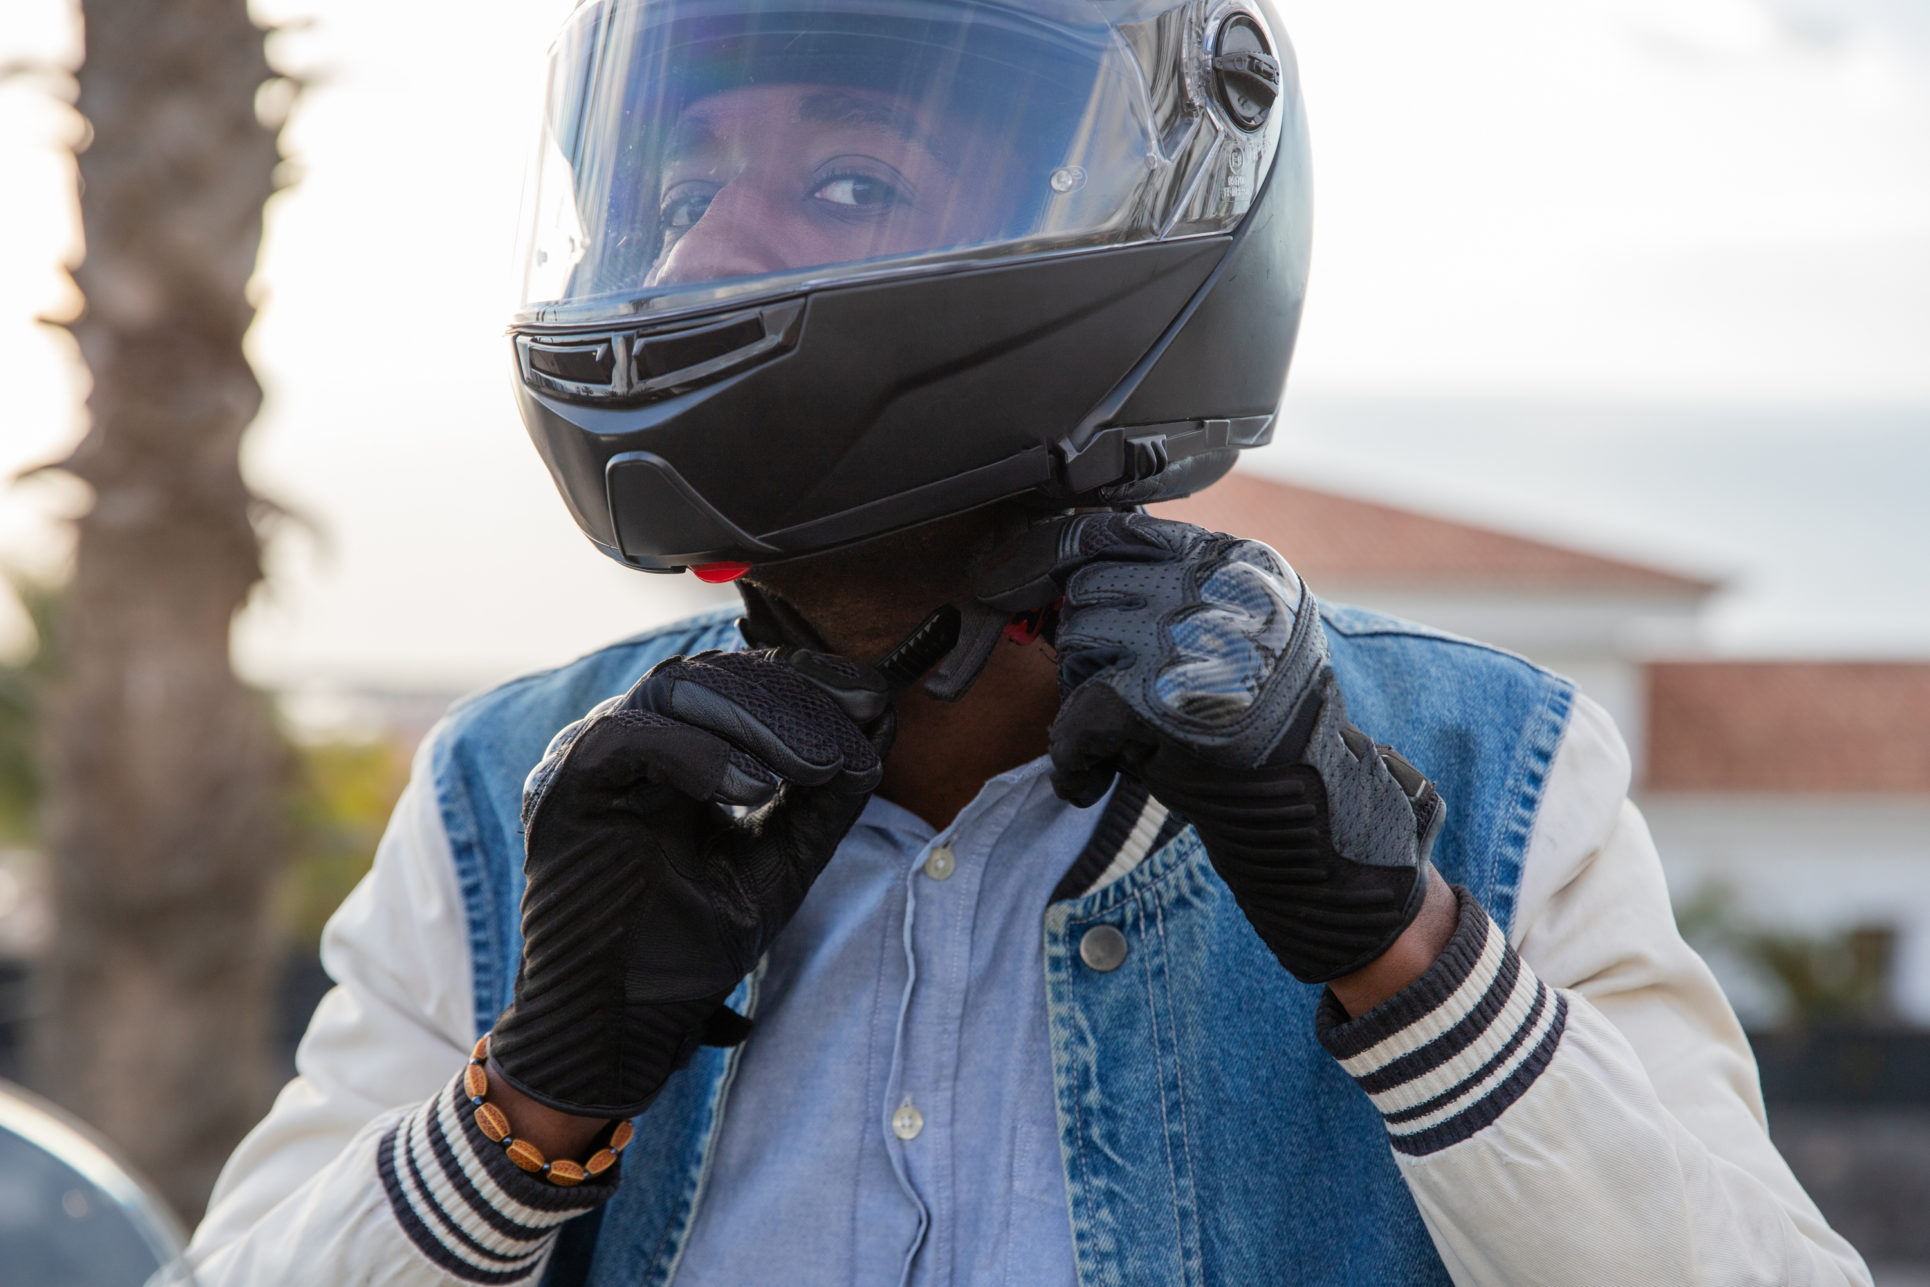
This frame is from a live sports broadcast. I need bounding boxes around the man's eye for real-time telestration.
[660,187,716,230]
[812,173,901,210]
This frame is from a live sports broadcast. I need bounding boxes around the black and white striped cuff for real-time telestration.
[1316,886,1567,1157]
[1050,778,1188,903]
[379,1070,618,1284]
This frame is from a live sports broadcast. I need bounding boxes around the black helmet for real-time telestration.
[512,0,1310,580]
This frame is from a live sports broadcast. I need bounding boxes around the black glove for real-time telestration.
[489,649,890,1119]
[978,513,1445,984]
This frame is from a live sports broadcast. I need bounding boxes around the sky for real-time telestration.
[1,0,1927,694]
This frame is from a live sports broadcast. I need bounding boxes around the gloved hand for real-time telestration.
[489,649,890,1119]
[978,513,1445,984]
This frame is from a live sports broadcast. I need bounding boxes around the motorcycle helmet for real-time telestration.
[511,0,1310,580]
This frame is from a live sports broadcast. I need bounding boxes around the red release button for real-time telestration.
[691,561,751,584]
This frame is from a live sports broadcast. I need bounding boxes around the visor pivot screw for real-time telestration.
[1212,14,1281,132]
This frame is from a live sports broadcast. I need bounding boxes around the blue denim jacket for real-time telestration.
[427,604,1574,1286]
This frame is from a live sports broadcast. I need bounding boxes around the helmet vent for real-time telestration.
[526,340,614,386]
[517,299,804,404]
[637,315,767,381]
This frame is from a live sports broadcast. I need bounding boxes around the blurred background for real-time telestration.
[1,0,1927,1279]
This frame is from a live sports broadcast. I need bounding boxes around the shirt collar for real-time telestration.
[855,754,1058,844]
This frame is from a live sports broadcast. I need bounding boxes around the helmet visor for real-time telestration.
[515,0,1287,324]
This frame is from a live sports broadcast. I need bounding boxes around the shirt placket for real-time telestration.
[883,780,1026,1287]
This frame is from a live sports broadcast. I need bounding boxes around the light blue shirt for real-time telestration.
[674,758,1102,1286]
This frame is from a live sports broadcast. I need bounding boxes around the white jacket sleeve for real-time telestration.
[1315,693,1871,1287]
[184,740,616,1286]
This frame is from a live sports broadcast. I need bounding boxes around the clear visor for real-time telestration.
[515,0,1285,324]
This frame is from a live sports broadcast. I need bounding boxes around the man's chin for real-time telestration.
[745,502,1033,658]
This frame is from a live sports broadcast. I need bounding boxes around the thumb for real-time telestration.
[1048,680,1157,808]
[720,775,873,922]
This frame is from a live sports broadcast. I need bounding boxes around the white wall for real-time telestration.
[1317,586,1706,657]
[1641,794,1930,1025]
[1313,582,1692,779]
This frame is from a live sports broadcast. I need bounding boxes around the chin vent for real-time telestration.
[517,299,804,404]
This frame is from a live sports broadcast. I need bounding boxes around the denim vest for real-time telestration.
[428,605,1574,1287]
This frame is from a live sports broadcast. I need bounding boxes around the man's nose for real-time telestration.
[652,177,793,286]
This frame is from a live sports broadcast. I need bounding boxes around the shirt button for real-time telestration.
[1079,925,1129,972]
[923,846,956,881]
[892,1103,925,1141]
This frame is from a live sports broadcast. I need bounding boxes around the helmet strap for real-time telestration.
[735,578,1010,704]
[734,581,832,654]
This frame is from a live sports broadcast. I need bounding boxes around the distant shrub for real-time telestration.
[0,575,61,847]
[1678,882,1898,1028]
[277,737,412,949]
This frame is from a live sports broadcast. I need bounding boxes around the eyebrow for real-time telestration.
[797,90,953,165]
[661,89,955,169]
[664,114,720,165]
[797,90,917,137]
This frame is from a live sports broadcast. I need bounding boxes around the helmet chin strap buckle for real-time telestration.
[733,584,976,698]
[914,600,1006,702]
[914,514,1073,701]
[876,596,1058,704]
[732,554,1055,706]
[873,606,963,695]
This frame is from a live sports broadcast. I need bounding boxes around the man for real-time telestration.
[186,1,1871,1283]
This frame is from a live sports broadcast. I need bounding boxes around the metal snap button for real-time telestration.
[1079,925,1129,972]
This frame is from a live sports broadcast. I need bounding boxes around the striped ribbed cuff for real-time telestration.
[1316,886,1567,1157]
[378,1069,619,1284]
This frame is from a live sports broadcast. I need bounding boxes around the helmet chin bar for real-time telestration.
[591,416,1266,574]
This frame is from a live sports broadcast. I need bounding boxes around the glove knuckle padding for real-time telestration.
[1055,523,1325,772]
[786,648,893,726]
[1035,514,1444,985]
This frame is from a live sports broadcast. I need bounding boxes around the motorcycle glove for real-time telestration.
[489,648,889,1119]
[978,513,1445,984]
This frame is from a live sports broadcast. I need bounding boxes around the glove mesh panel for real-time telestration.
[674,653,879,773]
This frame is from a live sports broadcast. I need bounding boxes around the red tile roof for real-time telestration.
[1151,471,1715,595]
[1645,662,1930,794]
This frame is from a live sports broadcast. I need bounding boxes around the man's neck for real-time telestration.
[874,634,1060,831]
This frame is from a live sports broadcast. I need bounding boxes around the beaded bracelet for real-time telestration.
[466,1036,633,1187]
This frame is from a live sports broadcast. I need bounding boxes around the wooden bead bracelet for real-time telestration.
[466,1036,633,1187]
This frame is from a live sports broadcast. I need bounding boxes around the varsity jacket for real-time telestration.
[183,605,1870,1286]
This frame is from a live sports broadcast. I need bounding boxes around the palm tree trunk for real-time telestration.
[33,0,292,1222]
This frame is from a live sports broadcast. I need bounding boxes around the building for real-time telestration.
[1641,662,1930,1024]
[1155,472,1930,1025]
